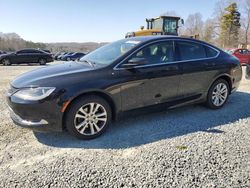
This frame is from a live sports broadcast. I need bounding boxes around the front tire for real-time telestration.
[2,58,11,66]
[206,79,229,109]
[65,95,112,139]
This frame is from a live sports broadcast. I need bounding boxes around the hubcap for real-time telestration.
[40,59,45,64]
[212,83,228,106]
[3,59,10,65]
[74,103,107,136]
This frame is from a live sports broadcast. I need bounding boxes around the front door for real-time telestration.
[14,50,30,63]
[118,41,182,111]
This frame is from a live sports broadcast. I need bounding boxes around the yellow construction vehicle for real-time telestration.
[125,16,199,39]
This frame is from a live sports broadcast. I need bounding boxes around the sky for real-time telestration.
[0,0,219,43]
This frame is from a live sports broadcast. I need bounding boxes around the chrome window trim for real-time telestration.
[113,39,220,70]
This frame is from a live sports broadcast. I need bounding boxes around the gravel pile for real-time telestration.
[0,64,249,187]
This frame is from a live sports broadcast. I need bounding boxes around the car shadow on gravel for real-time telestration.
[34,91,250,149]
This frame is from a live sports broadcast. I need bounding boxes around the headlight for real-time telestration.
[13,87,56,101]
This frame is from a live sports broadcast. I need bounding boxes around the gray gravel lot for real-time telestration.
[0,63,250,187]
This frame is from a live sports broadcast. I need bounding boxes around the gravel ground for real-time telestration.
[0,63,250,187]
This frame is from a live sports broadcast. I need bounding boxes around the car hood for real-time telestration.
[11,62,94,88]
[0,52,14,58]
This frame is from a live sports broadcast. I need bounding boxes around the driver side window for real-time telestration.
[16,50,25,54]
[129,41,175,65]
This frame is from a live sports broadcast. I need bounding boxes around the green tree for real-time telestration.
[202,19,216,43]
[220,2,241,48]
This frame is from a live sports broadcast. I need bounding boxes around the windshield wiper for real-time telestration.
[80,60,95,67]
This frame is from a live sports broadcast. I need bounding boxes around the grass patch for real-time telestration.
[176,145,188,150]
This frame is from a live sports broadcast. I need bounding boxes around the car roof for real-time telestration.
[128,36,221,50]
[129,35,206,43]
[17,48,42,52]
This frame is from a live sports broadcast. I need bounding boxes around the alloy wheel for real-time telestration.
[74,102,107,136]
[2,59,11,66]
[39,59,46,65]
[212,83,228,107]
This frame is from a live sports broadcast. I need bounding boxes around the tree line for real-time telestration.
[0,32,105,53]
[0,32,46,52]
[179,0,250,48]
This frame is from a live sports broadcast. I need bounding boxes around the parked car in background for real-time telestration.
[60,52,74,60]
[6,36,242,139]
[0,50,6,55]
[57,52,73,60]
[230,48,250,65]
[0,49,53,66]
[53,52,65,60]
[224,49,231,54]
[61,52,86,61]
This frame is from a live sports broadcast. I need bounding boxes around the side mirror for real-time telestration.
[121,58,147,69]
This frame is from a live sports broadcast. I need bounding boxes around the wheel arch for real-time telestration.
[62,90,117,129]
[209,74,233,94]
[1,57,11,64]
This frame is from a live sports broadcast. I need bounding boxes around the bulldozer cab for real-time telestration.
[125,15,188,38]
[146,16,182,36]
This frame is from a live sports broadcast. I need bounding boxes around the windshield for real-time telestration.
[163,18,178,34]
[152,18,163,30]
[79,39,142,66]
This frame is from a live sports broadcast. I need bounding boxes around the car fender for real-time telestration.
[60,87,121,120]
[207,73,233,93]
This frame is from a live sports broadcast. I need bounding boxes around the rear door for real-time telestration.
[176,40,219,99]
[27,50,45,63]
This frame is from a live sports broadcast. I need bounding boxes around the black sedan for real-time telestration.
[58,52,74,60]
[6,36,242,139]
[53,52,65,60]
[0,50,6,55]
[0,49,53,66]
[61,52,86,61]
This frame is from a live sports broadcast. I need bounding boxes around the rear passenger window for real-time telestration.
[206,47,218,58]
[177,41,207,61]
[242,49,250,54]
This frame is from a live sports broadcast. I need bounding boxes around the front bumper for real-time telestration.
[9,107,50,131]
[6,94,64,132]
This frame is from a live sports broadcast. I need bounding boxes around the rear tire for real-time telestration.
[206,79,229,109]
[39,58,46,65]
[2,58,11,66]
[67,57,71,61]
[65,95,112,140]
